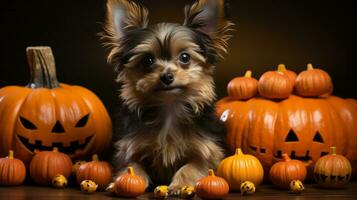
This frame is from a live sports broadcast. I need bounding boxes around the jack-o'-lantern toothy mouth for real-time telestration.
[314,173,351,182]
[274,150,329,162]
[16,135,94,155]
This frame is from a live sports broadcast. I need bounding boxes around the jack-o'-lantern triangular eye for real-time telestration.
[52,121,65,133]
[313,131,324,143]
[75,114,89,128]
[20,117,37,130]
[285,129,299,142]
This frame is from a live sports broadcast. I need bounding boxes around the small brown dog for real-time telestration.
[102,0,233,194]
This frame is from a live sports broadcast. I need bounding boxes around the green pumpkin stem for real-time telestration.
[92,154,99,161]
[26,46,60,89]
[53,147,59,152]
[307,63,314,71]
[282,153,291,161]
[330,146,337,155]
[277,64,287,72]
[127,167,135,175]
[235,148,243,155]
[208,169,215,176]
[244,70,252,78]
[8,150,14,159]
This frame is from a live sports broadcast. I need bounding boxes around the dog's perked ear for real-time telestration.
[184,0,234,60]
[103,0,149,63]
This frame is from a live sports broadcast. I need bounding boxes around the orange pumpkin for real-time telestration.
[277,64,297,86]
[76,154,113,190]
[195,169,229,199]
[0,46,112,164]
[217,148,264,191]
[314,147,352,188]
[0,150,26,186]
[114,167,146,197]
[269,153,307,188]
[216,77,357,178]
[29,147,72,185]
[258,65,294,99]
[295,64,333,97]
[227,70,258,100]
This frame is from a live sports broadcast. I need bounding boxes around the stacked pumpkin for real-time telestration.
[216,64,357,186]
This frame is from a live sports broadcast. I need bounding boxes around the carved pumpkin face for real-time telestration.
[217,95,357,177]
[0,47,112,163]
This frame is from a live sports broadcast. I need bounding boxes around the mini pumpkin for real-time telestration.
[195,169,229,199]
[227,70,258,100]
[0,46,112,164]
[277,64,297,86]
[106,182,116,194]
[269,153,307,189]
[295,64,333,97]
[217,148,264,191]
[258,65,294,99]
[76,154,112,190]
[180,186,195,199]
[154,185,169,198]
[240,181,255,195]
[29,147,72,185]
[0,150,26,186]
[52,174,68,188]
[80,180,98,193]
[114,167,146,198]
[314,147,352,188]
[289,180,304,193]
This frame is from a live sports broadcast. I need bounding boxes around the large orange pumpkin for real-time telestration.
[216,68,357,178]
[0,47,112,164]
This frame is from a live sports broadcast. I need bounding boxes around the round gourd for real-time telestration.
[195,169,229,199]
[114,167,146,197]
[227,70,258,100]
[314,147,352,188]
[217,148,264,191]
[0,150,26,186]
[295,64,333,97]
[76,154,112,190]
[258,65,294,99]
[0,46,112,164]
[269,153,307,189]
[29,147,72,185]
[277,64,297,86]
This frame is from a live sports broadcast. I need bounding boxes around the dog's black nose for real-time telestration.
[160,72,174,85]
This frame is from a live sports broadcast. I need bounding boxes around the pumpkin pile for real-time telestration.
[216,64,357,181]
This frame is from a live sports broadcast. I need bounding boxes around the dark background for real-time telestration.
[0,0,355,117]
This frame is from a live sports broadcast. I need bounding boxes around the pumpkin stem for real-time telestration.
[307,63,314,71]
[277,64,287,72]
[8,150,14,159]
[244,70,252,78]
[330,146,337,155]
[26,46,60,89]
[127,167,135,175]
[235,148,243,155]
[92,154,99,161]
[208,169,215,176]
[282,153,291,161]
[53,147,59,152]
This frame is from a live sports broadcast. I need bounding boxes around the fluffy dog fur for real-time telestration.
[102,0,233,193]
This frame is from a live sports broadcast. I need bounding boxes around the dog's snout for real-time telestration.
[160,72,174,85]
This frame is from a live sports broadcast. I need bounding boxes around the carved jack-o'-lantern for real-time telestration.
[0,47,112,163]
[216,68,357,178]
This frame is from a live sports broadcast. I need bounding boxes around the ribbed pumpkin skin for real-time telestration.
[217,148,264,191]
[114,167,146,198]
[29,148,72,185]
[314,147,352,188]
[295,64,333,97]
[195,170,229,199]
[258,70,293,99]
[0,150,26,186]
[227,71,258,100]
[269,154,307,188]
[76,154,112,190]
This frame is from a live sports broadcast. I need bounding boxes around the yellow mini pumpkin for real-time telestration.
[217,148,264,191]
[240,181,255,195]
[180,186,195,199]
[289,180,304,193]
[52,174,68,188]
[154,185,169,198]
[80,180,98,193]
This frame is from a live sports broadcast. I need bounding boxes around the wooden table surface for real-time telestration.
[1,182,356,200]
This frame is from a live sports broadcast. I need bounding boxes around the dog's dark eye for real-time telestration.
[178,53,191,65]
[141,55,155,69]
